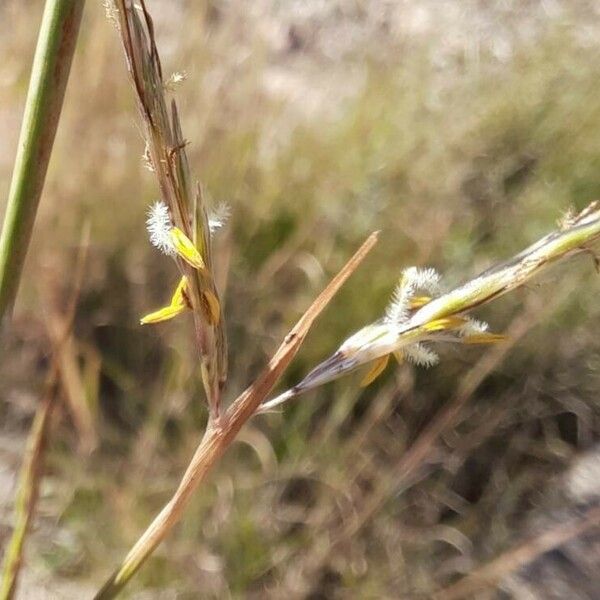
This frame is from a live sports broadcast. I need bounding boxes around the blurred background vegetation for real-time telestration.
[1,0,600,597]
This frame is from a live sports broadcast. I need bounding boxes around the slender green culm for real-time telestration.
[0,0,85,325]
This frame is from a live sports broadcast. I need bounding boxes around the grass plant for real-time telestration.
[91,2,600,597]
[2,1,600,598]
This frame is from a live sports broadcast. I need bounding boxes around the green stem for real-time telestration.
[0,0,85,325]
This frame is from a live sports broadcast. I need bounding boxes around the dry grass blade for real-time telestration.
[0,393,55,600]
[112,0,226,418]
[46,311,96,453]
[0,226,89,600]
[432,504,600,600]
[93,232,378,599]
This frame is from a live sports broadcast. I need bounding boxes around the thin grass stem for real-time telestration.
[0,0,84,326]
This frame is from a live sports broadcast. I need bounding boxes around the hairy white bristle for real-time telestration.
[146,201,175,256]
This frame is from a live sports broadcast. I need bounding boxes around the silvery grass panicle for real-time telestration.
[113,0,227,418]
[260,202,600,413]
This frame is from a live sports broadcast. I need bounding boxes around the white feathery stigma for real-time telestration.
[385,266,441,324]
[208,203,231,235]
[146,201,175,256]
[459,318,489,337]
[385,280,412,323]
[403,343,440,367]
[409,267,442,293]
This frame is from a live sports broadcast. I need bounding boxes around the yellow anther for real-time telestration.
[141,276,190,325]
[170,276,188,306]
[393,351,404,364]
[202,290,221,325]
[140,303,187,325]
[423,316,466,332]
[462,333,508,344]
[169,227,205,270]
[360,354,390,387]
[409,296,431,309]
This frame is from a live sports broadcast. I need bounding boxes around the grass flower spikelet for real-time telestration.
[260,202,600,412]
